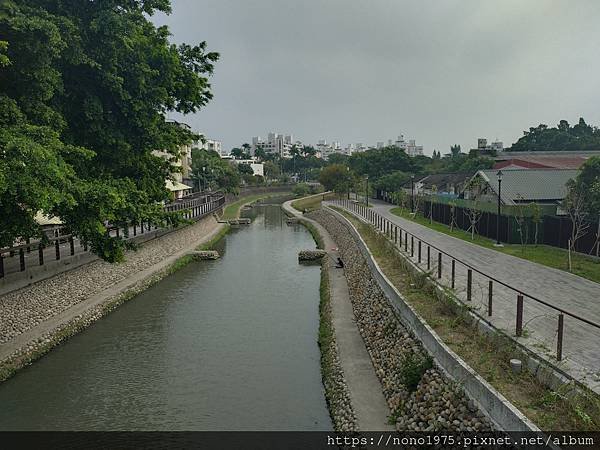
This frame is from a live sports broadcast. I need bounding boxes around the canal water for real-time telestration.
[0,202,332,430]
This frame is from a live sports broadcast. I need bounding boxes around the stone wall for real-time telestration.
[0,215,222,382]
[308,209,493,432]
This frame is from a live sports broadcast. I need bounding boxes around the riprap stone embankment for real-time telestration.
[308,209,493,432]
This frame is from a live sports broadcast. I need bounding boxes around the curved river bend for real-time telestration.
[0,203,331,431]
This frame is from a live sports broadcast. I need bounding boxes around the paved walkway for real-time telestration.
[331,199,600,394]
[283,200,393,431]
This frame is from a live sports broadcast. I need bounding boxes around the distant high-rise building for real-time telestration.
[251,132,302,158]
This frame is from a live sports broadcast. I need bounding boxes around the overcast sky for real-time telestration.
[154,0,600,155]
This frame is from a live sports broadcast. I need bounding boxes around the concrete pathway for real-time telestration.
[330,199,600,394]
[283,200,393,431]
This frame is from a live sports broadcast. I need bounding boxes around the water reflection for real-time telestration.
[0,205,331,431]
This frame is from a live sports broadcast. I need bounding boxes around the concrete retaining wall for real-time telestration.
[325,205,540,433]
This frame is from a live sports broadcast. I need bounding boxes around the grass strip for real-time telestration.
[335,207,600,431]
[390,207,600,284]
[291,192,337,213]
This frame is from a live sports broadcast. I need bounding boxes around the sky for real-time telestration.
[154,0,600,155]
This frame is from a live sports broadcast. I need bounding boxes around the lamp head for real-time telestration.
[497,170,503,181]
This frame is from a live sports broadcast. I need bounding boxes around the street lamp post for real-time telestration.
[365,176,369,207]
[347,167,350,199]
[410,174,415,213]
[494,170,503,247]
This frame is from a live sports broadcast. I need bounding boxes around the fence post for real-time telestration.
[411,236,414,257]
[557,313,564,361]
[437,252,442,279]
[516,295,524,337]
[0,254,3,278]
[55,239,60,260]
[451,259,455,289]
[19,248,25,272]
[427,245,430,269]
[418,240,422,263]
[467,269,472,301]
[69,236,75,256]
[488,280,493,316]
[39,244,44,265]
[394,227,398,245]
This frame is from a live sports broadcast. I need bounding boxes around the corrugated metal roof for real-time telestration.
[166,180,193,192]
[476,168,579,205]
[34,212,63,226]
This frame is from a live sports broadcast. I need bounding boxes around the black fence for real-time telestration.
[376,190,599,255]
[331,199,600,363]
[0,193,225,279]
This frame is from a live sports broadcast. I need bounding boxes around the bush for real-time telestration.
[293,183,311,197]
[399,353,433,392]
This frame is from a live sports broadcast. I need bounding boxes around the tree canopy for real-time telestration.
[190,148,239,194]
[0,0,218,261]
[510,118,600,152]
[318,164,354,193]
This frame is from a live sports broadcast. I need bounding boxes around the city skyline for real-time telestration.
[156,0,600,155]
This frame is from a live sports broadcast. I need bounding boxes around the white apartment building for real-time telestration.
[251,132,301,158]
[315,139,344,160]
[194,136,224,156]
[471,138,504,156]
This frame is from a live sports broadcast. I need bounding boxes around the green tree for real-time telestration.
[191,148,239,193]
[231,147,250,159]
[510,118,600,152]
[237,163,254,175]
[373,171,409,193]
[571,156,600,255]
[263,160,280,180]
[318,164,354,195]
[0,0,218,262]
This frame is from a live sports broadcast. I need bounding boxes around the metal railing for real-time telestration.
[329,199,600,363]
[0,193,225,279]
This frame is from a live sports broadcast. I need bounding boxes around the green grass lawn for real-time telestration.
[390,207,600,284]
[291,192,337,212]
[222,193,289,221]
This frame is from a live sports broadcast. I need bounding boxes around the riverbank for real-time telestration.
[0,204,331,431]
[0,191,295,383]
[0,214,226,383]
[307,208,495,432]
[283,199,393,431]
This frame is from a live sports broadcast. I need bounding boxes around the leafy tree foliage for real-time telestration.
[349,146,416,179]
[190,148,239,193]
[373,171,410,192]
[0,0,218,261]
[318,164,354,194]
[572,156,600,219]
[230,147,251,160]
[510,118,600,152]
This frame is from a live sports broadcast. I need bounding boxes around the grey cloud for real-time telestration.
[155,0,600,154]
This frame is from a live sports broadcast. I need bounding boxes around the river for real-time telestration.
[0,201,331,431]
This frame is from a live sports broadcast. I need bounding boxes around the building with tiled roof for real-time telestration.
[494,150,600,170]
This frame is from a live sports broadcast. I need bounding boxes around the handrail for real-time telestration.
[329,199,600,362]
[0,194,225,277]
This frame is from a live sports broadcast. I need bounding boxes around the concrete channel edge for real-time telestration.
[324,204,541,433]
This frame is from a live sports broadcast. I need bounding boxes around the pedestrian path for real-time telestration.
[283,200,393,431]
[330,199,600,395]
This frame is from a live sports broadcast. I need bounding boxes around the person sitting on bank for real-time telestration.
[335,257,344,268]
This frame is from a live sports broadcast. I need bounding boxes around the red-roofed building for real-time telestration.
[494,150,600,170]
